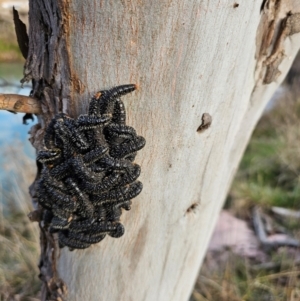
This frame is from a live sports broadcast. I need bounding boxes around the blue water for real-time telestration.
[0,110,35,156]
[0,63,36,192]
[0,62,35,157]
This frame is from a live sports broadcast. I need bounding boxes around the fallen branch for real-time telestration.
[272,206,300,219]
[0,93,41,114]
[252,206,300,249]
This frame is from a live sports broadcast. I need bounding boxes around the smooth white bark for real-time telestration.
[53,1,300,300]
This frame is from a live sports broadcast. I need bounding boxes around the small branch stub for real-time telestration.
[0,94,42,114]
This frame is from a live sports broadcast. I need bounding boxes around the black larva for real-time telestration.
[36,84,145,250]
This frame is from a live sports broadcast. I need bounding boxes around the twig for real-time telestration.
[272,206,300,219]
[253,206,268,241]
[256,270,300,281]
[252,206,300,248]
[0,94,42,114]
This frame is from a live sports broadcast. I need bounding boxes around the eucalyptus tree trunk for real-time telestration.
[22,0,300,300]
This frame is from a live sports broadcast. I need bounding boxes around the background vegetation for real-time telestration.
[0,146,39,301]
[0,1,27,62]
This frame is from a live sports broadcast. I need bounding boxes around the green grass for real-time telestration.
[0,62,25,81]
[0,18,24,63]
[0,40,21,54]
[0,39,24,62]
[230,85,300,211]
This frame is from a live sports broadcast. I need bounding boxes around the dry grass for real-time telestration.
[230,83,300,213]
[193,249,300,301]
[0,145,40,301]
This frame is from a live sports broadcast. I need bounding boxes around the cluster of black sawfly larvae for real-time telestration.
[36,84,145,250]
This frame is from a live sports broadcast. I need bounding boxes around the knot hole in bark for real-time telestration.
[197,113,212,133]
[186,202,200,215]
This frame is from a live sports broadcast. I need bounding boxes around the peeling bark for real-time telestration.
[24,0,72,119]
[255,0,300,84]
[24,0,72,299]
[13,7,29,59]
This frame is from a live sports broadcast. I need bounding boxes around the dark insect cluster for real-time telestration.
[36,84,145,250]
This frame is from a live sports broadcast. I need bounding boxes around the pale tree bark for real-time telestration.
[21,0,300,300]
